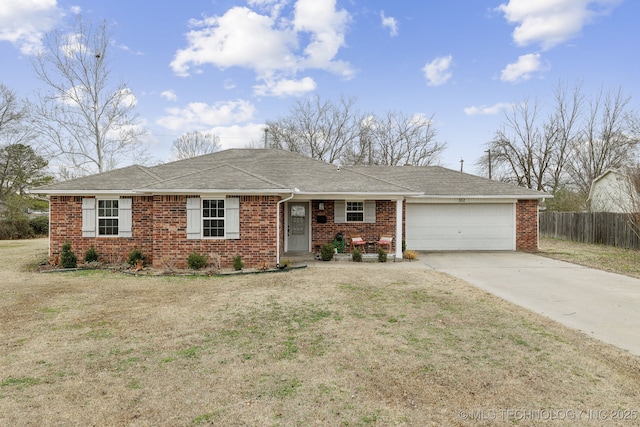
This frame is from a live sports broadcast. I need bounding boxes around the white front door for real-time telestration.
[287,202,309,252]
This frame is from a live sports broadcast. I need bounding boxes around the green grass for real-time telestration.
[1,376,41,388]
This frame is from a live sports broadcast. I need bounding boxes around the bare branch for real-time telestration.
[171,131,221,160]
[29,16,148,179]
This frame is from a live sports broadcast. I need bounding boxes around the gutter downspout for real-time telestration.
[276,192,295,267]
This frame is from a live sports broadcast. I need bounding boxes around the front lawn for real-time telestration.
[1,239,639,425]
[540,237,640,279]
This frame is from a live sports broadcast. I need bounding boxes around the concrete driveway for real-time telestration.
[421,252,640,357]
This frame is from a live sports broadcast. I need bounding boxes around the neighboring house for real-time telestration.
[34,148,548,269]
[588,169,639,213]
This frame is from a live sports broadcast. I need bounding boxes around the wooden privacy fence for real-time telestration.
[539,211,640,249]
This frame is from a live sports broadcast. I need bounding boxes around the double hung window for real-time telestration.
[346,201,364,222]
[98,200,119,236]
[202,199,225,237]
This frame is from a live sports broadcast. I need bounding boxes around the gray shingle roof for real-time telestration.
[345,165,547,198]
[34,148,548,199]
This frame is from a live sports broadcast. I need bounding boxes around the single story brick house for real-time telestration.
[34,148,548,269]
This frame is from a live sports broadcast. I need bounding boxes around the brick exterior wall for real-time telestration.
[516,199,539,252]
[49,195,279,269]
[310,200,397,253]
[49,196,153,265]
[48,196,539,269]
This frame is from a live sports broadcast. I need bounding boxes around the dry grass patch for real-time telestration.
[1,239,639,426]
[540,237,640,279]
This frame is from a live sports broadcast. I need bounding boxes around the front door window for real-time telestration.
[291,205,306,236]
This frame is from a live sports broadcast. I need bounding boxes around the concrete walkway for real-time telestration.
[421,252,640,356]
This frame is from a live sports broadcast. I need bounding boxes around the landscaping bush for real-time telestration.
[320,243,335,261]
[127,248,146,266]
[187,252,208,270]
[232,255,244,271]
[0,218,33,239]
[377,247,387,263]
[0,196,33,239]
[60,241,78,268]
[29,215,49,236]
[278,258,291,269]
[403,249,417,261]
[352,248,362,262]
[84,245,99,263]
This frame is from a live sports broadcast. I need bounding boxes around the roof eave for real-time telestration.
[131,188,292,195]
[296,191,423,199]
[32,189,140,196]
[412,194,551,200]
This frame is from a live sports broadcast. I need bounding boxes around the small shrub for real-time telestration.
[278,258,291,269]
[29,215,49,236]
[232,255,244,271]
[60,241,78,268]
[352,248,363,262]
[84,245,99,263]
[377,247,387,263]
[403,249,417,261]
[402,240,406,253]
[320,243,335,261]
[187,252,208,270]
[127,248,146,266]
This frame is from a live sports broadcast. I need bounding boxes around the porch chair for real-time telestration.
[350,236,367,253]
[377,236,393,252]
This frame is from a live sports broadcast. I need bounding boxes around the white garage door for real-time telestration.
[406,203,515,250]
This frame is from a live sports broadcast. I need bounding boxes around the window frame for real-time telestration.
[202,198,226,238]
[345,200,365,222]
[97,199,119,237]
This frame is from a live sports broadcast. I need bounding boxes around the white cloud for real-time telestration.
[170,7,296,77]
[464,102,512,116]
[170,1,354,95]
[254,77,316,97]
[497,0,622,50]
[380,11,398,37]
[0,0,63,54]
[293,0,352,76]
[60,32,86,57]
[156,99,256,132]
[209,123,269,150]
[422,55,453,86]
[160,90,177,101]
[500,52,547,83]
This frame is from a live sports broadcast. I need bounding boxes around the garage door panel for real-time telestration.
[406,204,514,251]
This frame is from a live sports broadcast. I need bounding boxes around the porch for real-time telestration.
[282,251,398,266]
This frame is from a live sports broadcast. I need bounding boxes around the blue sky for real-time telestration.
[1,0,638,173]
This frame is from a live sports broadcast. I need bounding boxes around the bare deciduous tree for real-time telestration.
[567,87,639,194]
[0,84,32,146]
[171,131,221,160]
[266,96,446,166]
[367,111,444,166]
[30,17,148,179]
[266,95,364,164]
[483,98,558,191]
[479,83,639,198]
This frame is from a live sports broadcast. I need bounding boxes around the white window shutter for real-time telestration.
[82,198,96,237]
[118,198,132,238]
[364,201,376,223]
[334,200,345,223]
[225,197,240,239]
[186,197,201,239]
